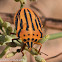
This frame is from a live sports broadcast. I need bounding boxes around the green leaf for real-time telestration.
[0,17,3,23]
[2,22,11,29]
[0,17,3,30]
[0,25,2,30]
[6,27,12,35]
[0,35,6,45]
[14,29,16,33]
[0,35,13,46]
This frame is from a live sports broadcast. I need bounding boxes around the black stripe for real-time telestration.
[15,18,18,30]
[24,9,29,30]
[17,9,21,20]
[27,42,33,48]
[27,42,30,48]
[15,9,21,30]
[17,9,21,15]
[33,11,41,28]
[20,19,23,29]
[38,19,41,28]
[18,29,21,38]
[27,9,35,31]
[31,42,33,48]
[35,19,38,29]
[35,19,42,38]
[39,30,42,38]
[37,17,41,28]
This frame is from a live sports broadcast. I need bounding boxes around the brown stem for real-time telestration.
[45,52,62,60]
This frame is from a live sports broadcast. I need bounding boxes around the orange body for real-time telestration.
[14,8,43,50]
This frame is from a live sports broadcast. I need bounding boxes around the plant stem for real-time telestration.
[20,1,23,9]
[34,55,46,62]
[38,32,62,44]
[0,46,10,58]
[49,32,62,40]
[21,51,27,62]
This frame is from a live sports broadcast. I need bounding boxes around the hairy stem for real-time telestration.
[38,32,62,44]
[34,55,46,62]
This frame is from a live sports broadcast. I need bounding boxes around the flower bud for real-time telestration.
[6,27,12,35]
[6,52,16,58]
[35,55,46,62]
[2,22,11,29]
[20,0,26,4]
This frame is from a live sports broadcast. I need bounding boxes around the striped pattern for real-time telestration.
[15,10,21,30]
[24,9,29,30]
[27,9,35,31]
[14,8,43,50]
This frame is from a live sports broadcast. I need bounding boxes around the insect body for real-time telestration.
[14,8,43,51]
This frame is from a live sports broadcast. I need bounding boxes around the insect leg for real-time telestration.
[17,49,24,56]
[12,38,26,56]
[34,42,42,54]
[0,33,2,35]
[36,43,42,53]
[38,46,42,53]
[12,38,22,44]
[10,33,16,35]
[17,44,26,56]
[21,44,26,56]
